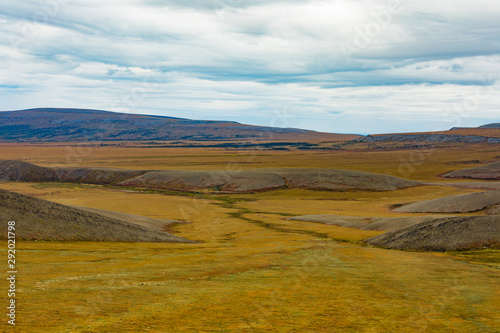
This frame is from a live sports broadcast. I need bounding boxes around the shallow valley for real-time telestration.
[0,142,499,332]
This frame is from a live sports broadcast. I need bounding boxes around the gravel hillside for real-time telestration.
[119,168,422,193]
[366,216,500,251]
[0,161,421,193]
[0,188,191,243]
[393,190,500,213]
[442,161,500,180]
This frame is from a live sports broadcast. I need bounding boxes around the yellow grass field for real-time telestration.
[0,142,498,181]
[0,143,499,332]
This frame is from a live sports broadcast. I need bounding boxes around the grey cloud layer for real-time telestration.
[0,0,499,133]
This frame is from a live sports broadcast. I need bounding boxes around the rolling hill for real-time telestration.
[291,213,500,251]
[479,123,500,128]
[366,216,500,251]
[0,188,191,242]
[0,160,422,193]
[392,190,500,213]
[0,108,359,142]
[362,124,500,143]
[442,160,500,180]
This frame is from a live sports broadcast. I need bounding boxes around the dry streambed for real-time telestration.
[291,189,500,251]
[290,214,500,251]
[2,159,499,252]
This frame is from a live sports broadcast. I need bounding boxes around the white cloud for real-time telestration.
[0,0,499,133]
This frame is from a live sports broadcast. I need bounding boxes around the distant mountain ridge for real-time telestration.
[479,123,500,128]
[0,108,358,142]
[451,123,500,130]
[362,123,500,144]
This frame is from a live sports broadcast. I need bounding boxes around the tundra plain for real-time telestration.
[0,142,499,332]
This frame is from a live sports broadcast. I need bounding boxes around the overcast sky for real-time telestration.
[1,0,499,134]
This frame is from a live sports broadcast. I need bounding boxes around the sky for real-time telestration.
[0,0,499,134]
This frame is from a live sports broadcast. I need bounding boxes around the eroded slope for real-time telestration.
[0,188,191,243]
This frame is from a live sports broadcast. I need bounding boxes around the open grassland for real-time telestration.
[0,142,499,182]
[0,179,499,332]
[236,187,486,217]
[0,142,499,332]
[2,240,499,332]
